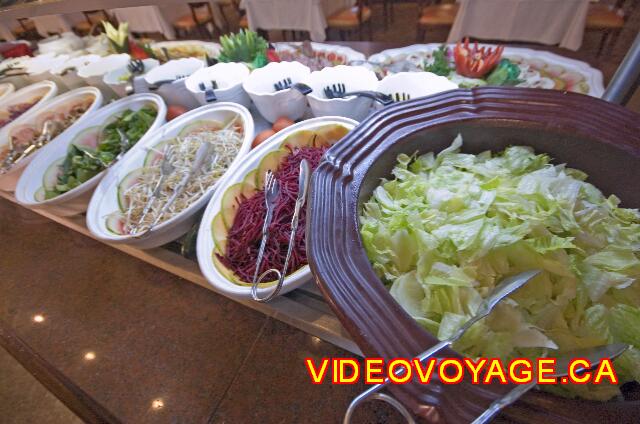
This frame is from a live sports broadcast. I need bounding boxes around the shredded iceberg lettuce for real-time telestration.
[360,135,640,400]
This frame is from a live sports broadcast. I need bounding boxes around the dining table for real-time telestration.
[239,0,355,42]
[447,0,592,51]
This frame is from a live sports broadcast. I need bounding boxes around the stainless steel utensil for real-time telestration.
[472,343,629,424]
[251,159,311,303]
[133,145,175,233]
[115,128,131,162]
[198,81,217,102]
[250,170,280,289]
[343,269,541,424]
[149,75,187,90]
[273,77,312,95]
[4,120,58,171]
[323,83,393,105]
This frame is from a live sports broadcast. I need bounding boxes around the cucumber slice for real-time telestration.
[178,120,222,138]
[42,158,64,191]
[211,212,227,254]
[243,169,258,191]
[34,187,46,202]
[117,168,145,212]
[105,213,127,235]
[211,252,242,285]
[143,139,171,167]
[220,182,244,229]
[280,129,315,150]
[71,126,102,151]
[255,148,289,189]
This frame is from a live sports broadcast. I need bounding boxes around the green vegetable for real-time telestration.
[423,45,452,77]
[360,135,640,400]
[486,58,522,86]
[48,107,157,198]
[218,29,268,66]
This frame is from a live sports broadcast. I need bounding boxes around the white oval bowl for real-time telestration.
[2,86,102,192]
[242,61,311,123]
[0,83,15,103]
[185,62,251,108]
[103,58,160,98]
[196,116,358,301]
[0,80,59,190]
[86,102,254,249]
[15,93,166,216]
[376,71,458,105]
[308,65,378,121]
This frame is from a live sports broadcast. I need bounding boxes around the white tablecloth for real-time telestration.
[240,0,355,41]
[112,6,176,40]
[447,0,591,51]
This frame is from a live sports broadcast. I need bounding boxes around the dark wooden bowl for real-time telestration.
[307,87,640,423]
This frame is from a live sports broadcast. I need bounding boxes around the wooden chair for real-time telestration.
[12,18,39,40]
[74,10,113,36]
[173,2,218,39]
[382,0,395,29]
[416,0,459,42]
[586,0,630,56]
[327,0,373,41]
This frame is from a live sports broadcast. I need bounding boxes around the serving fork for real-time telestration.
[149,74,188,90]
[472,343,628,424]
[343,269,542,424]
[251,170,279,289]
[198,80,218,103]
[392,92,411,102]
[133,145,175,233]
[273,77,312,95]
[323,83,393,105]
[251,160,311,303]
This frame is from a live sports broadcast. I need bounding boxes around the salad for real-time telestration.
[360,136,640,401]
[39,106,157,199]
[106,117,243,235]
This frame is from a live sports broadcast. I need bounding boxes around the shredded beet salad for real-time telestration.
[218,145,328,282]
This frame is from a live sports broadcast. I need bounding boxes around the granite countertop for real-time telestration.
[0,198,404,423]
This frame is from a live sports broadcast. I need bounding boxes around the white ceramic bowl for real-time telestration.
[196,116,358,301]
[38,32,85,56]
[144,58,204,109]
[376,71,458,104]
[103,58,160,98]
[242,61,311,123]
[86,102,254,249]
[0,56,31,89]
[77,54,131,99]
[0,83,15,103]
[51,54,101,90]
[14,94,166,216]
[185,62,251,107]
[308,65,378,121]
[1,86,102,192]
[25,54,70,90]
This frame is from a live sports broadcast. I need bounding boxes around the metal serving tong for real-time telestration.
[1,120,57,173]
[324,83,393,105]
[472,343,628,424]
[139,141,215,236]
[198,80,218,103]
[133,145,175,233]
[343,270,541,424]
[251,159,311,303]
[273,77,313,95]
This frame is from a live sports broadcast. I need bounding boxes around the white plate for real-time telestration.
[3,87,102,192]
[196,116,358,301]
[86,102,253,249]
[151,40,220,60]
[368,44,605,97]
[272,42,366,69]
[15,93,166,216]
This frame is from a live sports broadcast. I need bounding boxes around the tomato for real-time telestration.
[252,129,276,148]
[272,117,294,133]
[166,105,188,121]
[454,38,504,78]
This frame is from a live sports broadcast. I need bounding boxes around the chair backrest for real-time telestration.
[189,2,213,24]
[356,0,369,24]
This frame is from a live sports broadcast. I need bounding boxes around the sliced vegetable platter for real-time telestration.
[14,93,166,216]
[197,117,357,300]
[86,102,254,249]
[368,43,605,97]
[272,42,366,70]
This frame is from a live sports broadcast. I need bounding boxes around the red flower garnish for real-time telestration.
[454,38,504,78]
[267,49,281,63]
